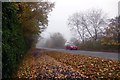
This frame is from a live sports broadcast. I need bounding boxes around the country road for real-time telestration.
[37,47,120,60]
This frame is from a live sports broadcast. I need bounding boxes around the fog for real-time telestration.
[36,0,119,48]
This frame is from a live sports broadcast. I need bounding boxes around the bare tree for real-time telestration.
[86,9,107,40]
[68,9,107,42]
[68,12,86,43]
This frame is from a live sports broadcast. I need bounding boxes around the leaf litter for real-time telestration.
[15,48,120,80]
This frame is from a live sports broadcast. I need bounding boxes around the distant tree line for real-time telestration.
[2,2,54,79]
[43,32,66,48]
[68,9,120,52]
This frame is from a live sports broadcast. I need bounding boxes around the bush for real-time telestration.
[79,40,118,52]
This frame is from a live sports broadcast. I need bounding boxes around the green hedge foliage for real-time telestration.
[2,3,27,79]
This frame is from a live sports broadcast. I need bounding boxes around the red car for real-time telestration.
[65,45,78,50]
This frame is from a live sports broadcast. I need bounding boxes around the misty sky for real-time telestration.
[41,0,119,41]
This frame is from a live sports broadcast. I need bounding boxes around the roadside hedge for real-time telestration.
[2,2,27,79]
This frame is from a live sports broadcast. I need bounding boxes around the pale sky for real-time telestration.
[41,0,119,41]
